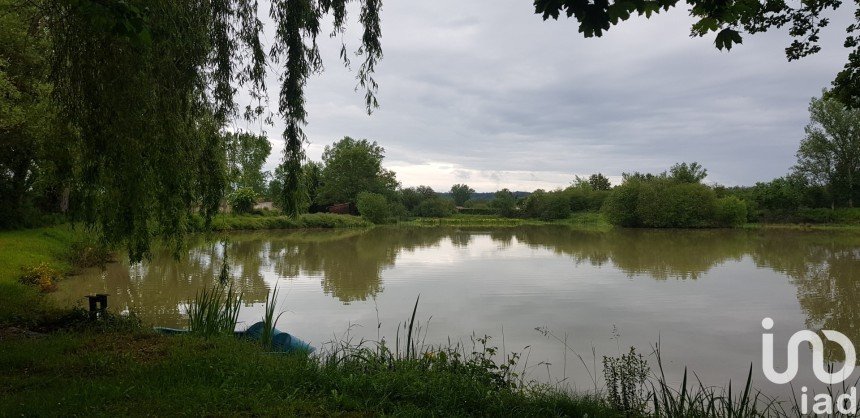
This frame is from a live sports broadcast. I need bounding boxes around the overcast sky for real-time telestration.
[232,1,854,192]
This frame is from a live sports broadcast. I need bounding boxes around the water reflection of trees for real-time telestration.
[496,226,860,357]
[55,236,272,327]
[262,227,450,302]
[500,227,750,280]
[749,233,860,359]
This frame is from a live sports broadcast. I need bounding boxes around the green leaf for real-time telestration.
[714,28,743,51]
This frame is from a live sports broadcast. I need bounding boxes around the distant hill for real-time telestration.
[438,191,531,201]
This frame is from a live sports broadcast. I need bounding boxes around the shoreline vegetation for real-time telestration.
[203,210,860,232]
[0,220,855,416]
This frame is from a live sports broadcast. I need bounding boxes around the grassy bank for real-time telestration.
[401,212,612,231]
[207,212,371,231]
[743,222,860,231]
[0,226,91,326]
[0,328,615,416]
[0,226,79,283]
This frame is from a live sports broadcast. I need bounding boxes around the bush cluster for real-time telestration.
[414,198,456,218]
[228,188,257,214]
[356,192,391,224]
[18,264,62,293]
[602,180,747,228]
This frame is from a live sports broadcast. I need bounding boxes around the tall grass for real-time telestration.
[186,284,242,337]
[260,285,284,349]
[537,327,788,417]
[647,346,783,418]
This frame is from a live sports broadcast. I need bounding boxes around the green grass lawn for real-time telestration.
[0,226,79,284]
[0,226,87,326]
[0,330,614,416]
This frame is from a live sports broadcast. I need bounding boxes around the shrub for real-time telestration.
[751,177,804,217]
[18,263,62,293]
[603,346,650,415]
[228,188,257,214]
[602,180,731,228]
[540,192,571,220]
[69,240,113,268]
[795,207,860,224]
[490,189,518,218]
[715,196,748,227]
[601,182,643,227]
[565,187,609,212]
[520,188,577,219]
[521,190,548,219]
[414,198,456,218]
[636,182,716,228]
[356,192,391,224]
[388,201,409,221]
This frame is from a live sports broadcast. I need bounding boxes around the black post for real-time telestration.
[86,294,109,319]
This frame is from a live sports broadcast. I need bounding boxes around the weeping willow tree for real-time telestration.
[47,0,382,261]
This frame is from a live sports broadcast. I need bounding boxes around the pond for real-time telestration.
[54,226,860,399]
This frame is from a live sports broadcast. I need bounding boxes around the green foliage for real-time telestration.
[636,182,717,228]
[318,137,398,206]
[68,240,113,269]
[0,0,72,229]
[356,192,391,224]
[301,161,324,212]
[186,284,242,338]
[533,0,857,101]
[260,285,284,349]
[450,184,475,206]
[522,190,571,220]
[588,173,612,191]
[490,189,518,218]
[542,193,571,220]
[751,176,806,218]
[794,95,860,207]
[17,263,62,293]
[228,188,257,215]
[0,328,616,417]
[398,185,439,216]
[601,181,644,227]
[794,207,860,224]
[457,207,497,216]
[40,0,382,252]
[414,198,456,218]
[387,201,409,221]
[48,0,243,260]
[603,347,650,415]
[225,131,271,195]
[564,185,610,212]
[715,196,748,227]
[205,213,371,231]
[602,170,737,228]
[669,162,708,183]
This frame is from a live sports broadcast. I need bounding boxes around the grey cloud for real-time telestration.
[245,0,854,191]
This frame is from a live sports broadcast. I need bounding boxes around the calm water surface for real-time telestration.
[54,226,860,398]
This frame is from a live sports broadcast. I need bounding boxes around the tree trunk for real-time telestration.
[60,186,70,213]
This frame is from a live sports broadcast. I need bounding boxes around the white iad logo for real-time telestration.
[761,317,856,384]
